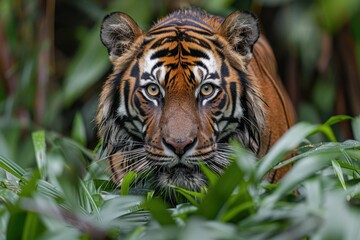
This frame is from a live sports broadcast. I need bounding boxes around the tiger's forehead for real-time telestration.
[140,46,220,86]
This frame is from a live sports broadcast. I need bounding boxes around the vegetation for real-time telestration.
[1,116,359,239]
[1,0,360,239]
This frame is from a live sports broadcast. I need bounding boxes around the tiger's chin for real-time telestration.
[156,164,207,192]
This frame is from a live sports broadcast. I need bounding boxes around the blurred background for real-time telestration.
[0,0,359,167]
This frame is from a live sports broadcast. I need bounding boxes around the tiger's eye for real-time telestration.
[200,83,214,97]
[146,84,160,97]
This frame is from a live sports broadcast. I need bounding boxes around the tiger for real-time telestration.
[96,8,295,197]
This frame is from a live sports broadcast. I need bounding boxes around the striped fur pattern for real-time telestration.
[96,8,295,195]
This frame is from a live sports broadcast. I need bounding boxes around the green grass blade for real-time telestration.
[145,198,175,226]
[32,130,47,179]
[79,180,100,216]
[197,162,243,220]
[37,180,64,200]
[324,115,352,126]
[220,201,254,222]
[22,212,45,240]
[98,196,144,223]
[312,115,352,142]
[47,131,96,160]
[332,160,347,190]
[262,154,331,207]
[199,162,219,188]
[0,155,27,182]
[20,170,41,198]
[232,142,256,180]
[315,125,337,142]
[120,172,137,196]
[331,159,360,172]
[256,123,317,181]
[6,212,27,240]
[173,186,204,206]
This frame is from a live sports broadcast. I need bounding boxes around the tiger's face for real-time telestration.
[97,9,264,194]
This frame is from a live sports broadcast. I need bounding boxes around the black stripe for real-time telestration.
[141,72,152,80]
[239,71,249,89]
[229,82,237,117]
[220,59,230,79]
[209,72,219,79]
[218,95,227,110]
[130,63,140,82]
[133,96,145,116]
[151,47,178,59]
[183,48,209,59]
[109,71,124,116]
[123,80,131,116]
[149,29,177,36]
[238,71,249,122]
[151,19,213,33]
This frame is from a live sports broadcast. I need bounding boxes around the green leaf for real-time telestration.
[98,196,144,223]
[6,211,27,240]
[335,159,360,172]
[37,180,64,201]
[220,201,254,222]
[173,186,204,206]
[199,162,219,188]
[20,170,41,198]
[179,218,237,240]
[303,179,323,210]
[32,131,47,179]
[0,186,18,207]
[314,125,337,142]
[79,180,100,215]
[0,155,27,182]
[262,154,331,207]
[120,172,137,196]
[232,142,256,181]
[312,189,360,240]
[256,122,318,181]
[22,212,45,240]
[277,141,360,170]
[332,160,347,190]
[312,115,352,142]
[47,131,96,160]
[71,113,87,146]
[323,115,352,126]
[197,162,243,220]
[145,198,175,226]
[125,226,146,240]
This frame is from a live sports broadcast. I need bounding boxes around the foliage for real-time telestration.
[0,116,359,239]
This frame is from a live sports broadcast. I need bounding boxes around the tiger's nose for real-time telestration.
[163,137,196,157]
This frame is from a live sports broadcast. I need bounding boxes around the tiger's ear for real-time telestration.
[219,11,259,61]
[100,12,143,61]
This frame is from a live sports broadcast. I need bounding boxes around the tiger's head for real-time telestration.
[96,9,265,195]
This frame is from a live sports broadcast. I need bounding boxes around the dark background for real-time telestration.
[1,0,359,166]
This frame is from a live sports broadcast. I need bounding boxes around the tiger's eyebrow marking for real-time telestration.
[141,72,152,80]
[208,72,219,79]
